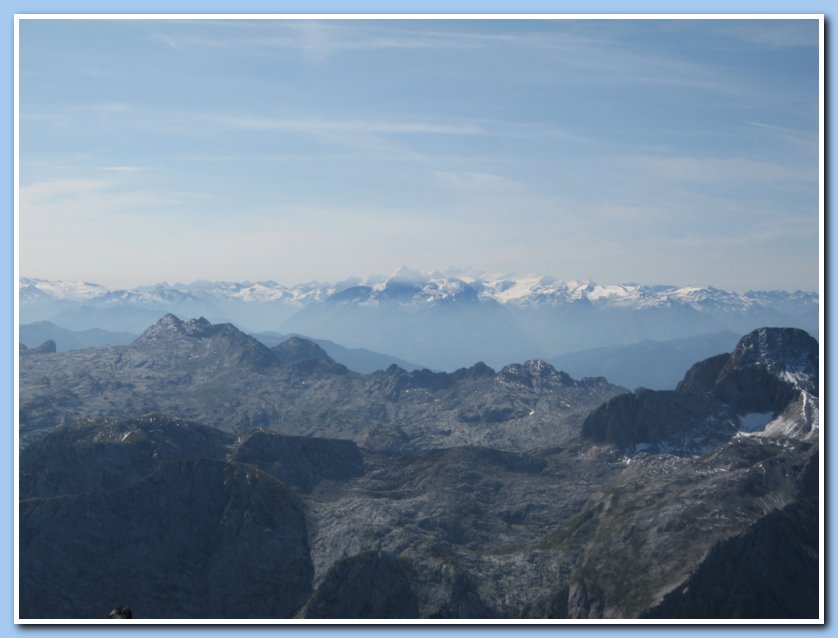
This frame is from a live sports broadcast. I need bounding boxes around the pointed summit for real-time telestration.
[388,265,427,284]
[132,315,278,371]
[134,314,185,343]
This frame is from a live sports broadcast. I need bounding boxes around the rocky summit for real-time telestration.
[17,319,820,620]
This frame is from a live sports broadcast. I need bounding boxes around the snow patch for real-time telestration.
[739,412,774,433]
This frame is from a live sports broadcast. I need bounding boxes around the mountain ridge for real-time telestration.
[21,272,817,370]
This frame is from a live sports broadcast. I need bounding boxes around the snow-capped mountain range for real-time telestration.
[20,266,818,313]
[20,267,819,371]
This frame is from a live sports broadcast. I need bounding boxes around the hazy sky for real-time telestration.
[18,18,820,291]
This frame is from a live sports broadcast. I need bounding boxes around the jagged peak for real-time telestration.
[731,327,817,367]
[129,316,278,371]
[388,265,427,284]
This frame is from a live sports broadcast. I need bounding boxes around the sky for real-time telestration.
[18,17,821,291]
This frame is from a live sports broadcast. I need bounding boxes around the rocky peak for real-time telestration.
[181,316,214,337]
[135,314,242,344]
[133,313,186,343]
[725,327,818,394]
[132,314,279,372]
[499,360,571,387]
[678,328,818,396]
[592,327,821,454]
[451,361,496,380]
[272,336,333,365]
[19,339,56,356]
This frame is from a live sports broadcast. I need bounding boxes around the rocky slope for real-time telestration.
[17,326,820,619]
[19,315,626,452]
[19,417,312,618]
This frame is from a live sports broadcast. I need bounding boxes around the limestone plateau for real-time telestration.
[18,318,819,619]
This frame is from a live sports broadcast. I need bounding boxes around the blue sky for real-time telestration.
[18,17,820,291]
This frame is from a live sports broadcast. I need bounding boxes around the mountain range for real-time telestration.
[19,320,425,374]
[20,269,818,370]
[18,315,820,619]
[19,314,626,452]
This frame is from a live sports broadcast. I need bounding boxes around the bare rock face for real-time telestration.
[581,389,738,455]
[643,453,819,619]
[19,315,627,452]
[18,339,56,355]
[298,551,419,619]
[230,430,364,493]
[583,328,819,455]
[678,327,818,410]
[20,414,233,499]
[20,459,313,619]
[271,336,332,364]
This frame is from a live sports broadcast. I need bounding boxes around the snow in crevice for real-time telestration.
[739,412,774,433]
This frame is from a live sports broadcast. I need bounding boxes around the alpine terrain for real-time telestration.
[18,314,820,620]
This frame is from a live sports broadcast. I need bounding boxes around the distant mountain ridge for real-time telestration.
[20,270,819,370]
[20,271,819,312]
[19,320,427,373]
[548,331,744,391]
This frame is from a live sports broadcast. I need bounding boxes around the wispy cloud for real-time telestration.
[625,154,817,185]
[150,21,745,96]
[747,121,819,155]
[151,21,483,58]
[223,115,485,136]
[98,165,151,172]
[20,178,179,226]
[712,20,819,49]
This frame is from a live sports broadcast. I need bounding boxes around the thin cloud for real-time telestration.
[20,178,180,224]
[150,21,483,56]
[714,20,818,49]
[98,165,151,172]
[150,21,743,96]
[747,121,819,155]
[223,116,485,136]
[626,154,817,185]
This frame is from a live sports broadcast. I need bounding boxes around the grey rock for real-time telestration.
[298,551,419,619]
[20,315,627,452]
[19,339,56,355]
[17,322,820,620]
[20,458,313,619]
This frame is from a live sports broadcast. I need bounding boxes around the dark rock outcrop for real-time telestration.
[581,389,737,454]
[643,453,819,619]
[19,339,56,356]
[20,414,232,499]
[231,430,365,493]
[583,328,819,454]
[299,551,419,619]
[20,459,313,619]
[271,336,333,364]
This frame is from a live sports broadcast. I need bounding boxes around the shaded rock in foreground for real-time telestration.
[20,459,313,619]
[231,429,365,493]
[643,453,819,619]
[299,551,419,619]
